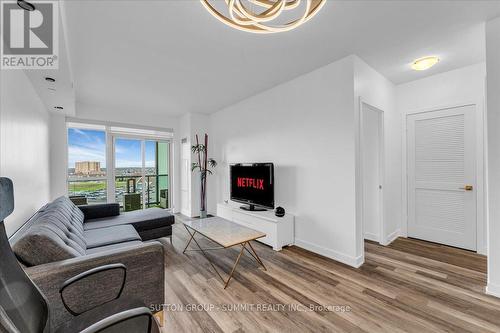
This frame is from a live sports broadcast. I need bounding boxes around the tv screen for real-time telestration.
[230,163,274,210]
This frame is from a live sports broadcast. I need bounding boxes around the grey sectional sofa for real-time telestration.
[9,196,174,330]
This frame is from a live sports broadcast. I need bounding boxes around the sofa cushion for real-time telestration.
[83,208,174,232]
[13,224,85,266]
[34,210,87,250]
[85,241,142,255]
[78,203,120,221]
[41,196,85,231]
[12,197,90,266]
[30,196,87,250]
[84,225,141,249]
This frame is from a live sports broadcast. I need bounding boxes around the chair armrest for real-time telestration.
[55,307,155,333]
[25,241,165,331]
[78,203,120,221]
[60,264,127,315]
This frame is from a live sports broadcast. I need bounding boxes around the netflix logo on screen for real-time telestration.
[237,177,265,190]
[230,163,274,209]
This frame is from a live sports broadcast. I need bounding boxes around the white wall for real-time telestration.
[210,56,361,267]
[178,113,191,216]
[354,56,399,257]
[178,113,211,217]
[486,17,500,297]
[49,102,182,212]
[396,62,487,254]
[0,70,51,237]
[50,114,68,199]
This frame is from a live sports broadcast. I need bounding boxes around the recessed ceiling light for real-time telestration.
[411,56,440,71]
[17,0,35,11]
[45,77,56,83]
[54,106,64,110]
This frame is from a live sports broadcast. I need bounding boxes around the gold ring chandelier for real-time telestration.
[200,0,326,34]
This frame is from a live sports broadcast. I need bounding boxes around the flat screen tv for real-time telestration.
[230,163,274,211]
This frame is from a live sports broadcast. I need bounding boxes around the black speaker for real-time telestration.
[275,206,285,217]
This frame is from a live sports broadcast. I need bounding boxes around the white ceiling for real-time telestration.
[62,0,500,116]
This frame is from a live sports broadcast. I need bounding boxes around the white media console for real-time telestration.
[217,203,294,251]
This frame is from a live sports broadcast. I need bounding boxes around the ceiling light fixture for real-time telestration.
[200,0,326,34]
[17,0,35,11]
[411,56,440,71]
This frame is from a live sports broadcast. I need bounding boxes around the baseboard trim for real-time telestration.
[486,283,500,298]
[364,232,379,242]
[294,238,364,268]
[381,229,400,246]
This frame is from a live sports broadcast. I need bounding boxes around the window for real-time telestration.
[113,138,170,211]
[66,121,172,210]
[67,125,107,204]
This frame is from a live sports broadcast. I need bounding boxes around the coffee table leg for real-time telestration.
[182,226,196,254]
[182,227,264,289]
[224,242,247,289]
[247,241,267,271]
[183,225,226,283]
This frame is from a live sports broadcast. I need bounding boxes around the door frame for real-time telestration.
[401,101,486,254]
[360,102,385,244]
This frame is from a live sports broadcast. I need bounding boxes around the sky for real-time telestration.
[68,128,156,169]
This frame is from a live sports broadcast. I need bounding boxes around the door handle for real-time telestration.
[459,185,473,191]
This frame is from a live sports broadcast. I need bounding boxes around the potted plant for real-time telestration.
[191,134,217,218]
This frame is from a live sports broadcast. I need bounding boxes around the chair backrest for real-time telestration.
[0,178,49,333]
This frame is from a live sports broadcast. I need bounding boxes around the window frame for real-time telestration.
[66,120,173,210]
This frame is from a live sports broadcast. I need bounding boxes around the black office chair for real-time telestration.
[0,178,160,333]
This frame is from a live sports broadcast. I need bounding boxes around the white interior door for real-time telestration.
[180,140,191,216]
[362,104,384,242]
[407,105,476,250]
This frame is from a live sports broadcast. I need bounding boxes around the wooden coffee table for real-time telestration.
[182,217,267,288]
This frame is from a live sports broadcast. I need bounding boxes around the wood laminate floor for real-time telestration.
[159,217,497,332]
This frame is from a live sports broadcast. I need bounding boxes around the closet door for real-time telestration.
[407,105,476,250]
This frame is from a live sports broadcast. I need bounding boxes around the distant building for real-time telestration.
[75,161,103,175]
